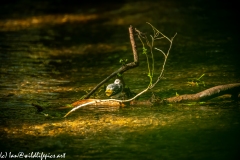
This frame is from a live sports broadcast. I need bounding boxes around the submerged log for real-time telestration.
[164,83,240,103]
[58,99,124,110]
[71,99,124,107]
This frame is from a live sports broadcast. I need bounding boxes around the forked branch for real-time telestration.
[83,25,139,99]
[64,23,176,117]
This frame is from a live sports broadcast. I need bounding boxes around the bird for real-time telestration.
[105,79,123,97]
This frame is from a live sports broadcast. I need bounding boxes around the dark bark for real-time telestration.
[164,83,240,103]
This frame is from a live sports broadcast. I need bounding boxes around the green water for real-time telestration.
[0,0,240,159]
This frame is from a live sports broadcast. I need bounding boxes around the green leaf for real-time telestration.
[142,47,147,54]
[117,73,122,77]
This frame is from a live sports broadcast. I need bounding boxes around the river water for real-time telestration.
[0,0,239,159]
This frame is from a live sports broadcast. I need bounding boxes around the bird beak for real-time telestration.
[105,89,113,97]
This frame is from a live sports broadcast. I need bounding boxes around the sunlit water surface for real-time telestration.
[0,0,239,159]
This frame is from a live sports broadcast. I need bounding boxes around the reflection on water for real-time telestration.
[0,0,239,159]
[0,14,98,31]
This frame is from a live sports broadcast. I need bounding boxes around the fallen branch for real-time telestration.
[62,83,240,117]
[63,23,177,117]
[164,83,240,103]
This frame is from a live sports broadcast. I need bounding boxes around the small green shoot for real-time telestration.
[66,104,74,108]
[119,58,128,66]
[117,73,122,77]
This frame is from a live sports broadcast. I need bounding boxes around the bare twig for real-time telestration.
[150,32,177,89]
[136,22,177,90]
